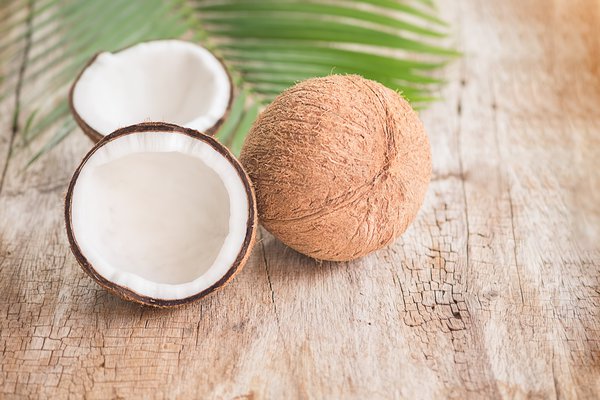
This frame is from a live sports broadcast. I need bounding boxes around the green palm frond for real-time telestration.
[0,0,455,163]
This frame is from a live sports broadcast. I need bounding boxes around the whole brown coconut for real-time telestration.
[239,75,431,261]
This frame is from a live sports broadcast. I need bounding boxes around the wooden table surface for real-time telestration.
[1,0,599,399]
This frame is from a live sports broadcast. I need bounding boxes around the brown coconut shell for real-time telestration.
[65,122,257,307]
[69,43,234,143]
[239,75,431,262]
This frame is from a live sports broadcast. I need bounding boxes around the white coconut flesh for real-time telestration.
[69,131,249,300]
[72,40,231,136]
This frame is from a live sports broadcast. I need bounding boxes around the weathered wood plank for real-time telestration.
[454,1,600,398]
[0,0,598,399]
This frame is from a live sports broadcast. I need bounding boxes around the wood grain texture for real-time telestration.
[1,0,599,399]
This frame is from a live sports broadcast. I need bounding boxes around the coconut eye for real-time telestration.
[65,123,256,307]
[70,40,232,142]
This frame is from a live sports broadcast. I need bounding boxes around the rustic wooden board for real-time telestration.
[1,0,599,398]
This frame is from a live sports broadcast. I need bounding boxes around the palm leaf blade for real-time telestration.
[198,2,446,37]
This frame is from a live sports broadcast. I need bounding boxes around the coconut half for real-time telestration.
[70,40,233,142]
[65,123,256,306]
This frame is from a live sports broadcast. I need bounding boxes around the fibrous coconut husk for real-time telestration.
[240,75,431,261]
